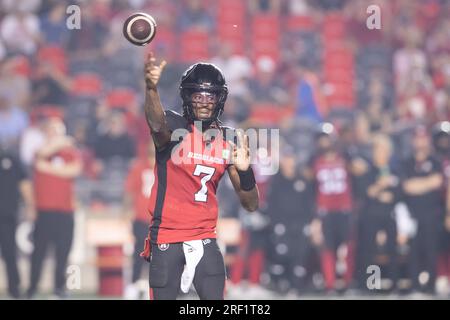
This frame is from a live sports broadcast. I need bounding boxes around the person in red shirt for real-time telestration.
[141,52,259,300]
[124,142,156,299]
[27,117,82,299]
[306,123,354,294]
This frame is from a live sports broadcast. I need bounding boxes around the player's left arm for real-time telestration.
[227,131,259,212]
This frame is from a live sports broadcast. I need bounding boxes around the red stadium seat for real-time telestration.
[218,0,245,11]
[286,15,314,32]
[106,88,138,109]
[71,73,103,97]
[323,13,346,39]
[252,14,280,37]
[37,45,68,74]
[179,30,210,63]
[9,56,31,77]
[323,69,354,84]
[326,83,355,107]
[33,105,65,120]
[146,27,177,61]
[250,14,281,61]
[250,104,294,125]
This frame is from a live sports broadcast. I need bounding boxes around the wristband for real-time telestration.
[237,167,256,191]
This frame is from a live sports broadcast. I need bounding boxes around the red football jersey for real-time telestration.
[125,158,155,223]
[34,147,81,213]
[148,111,232,244]
[312,153,353,213]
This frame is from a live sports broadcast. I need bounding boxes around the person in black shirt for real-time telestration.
[265,147,314,294]
[93,111,136,162]
[402,126,445,294]
[356,134,401,292]
[0,143,34,299]
[31,62,72,108]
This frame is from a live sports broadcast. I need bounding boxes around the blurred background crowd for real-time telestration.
[0,0,449,299]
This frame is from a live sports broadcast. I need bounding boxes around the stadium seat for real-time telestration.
[9,55,31,77]
[71,73,103,97]
[252,14,280,37]
[179,30,210,63]
[33,105,65,119]
[250,14,281,61]
[286,15,314,32]
[249,104,294,125]
[106,88,138,109]
[147,27,177,61]
[37,45,68,74]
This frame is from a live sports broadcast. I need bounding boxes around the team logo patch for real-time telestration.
[202,239,211,246]
[158,244,170,251]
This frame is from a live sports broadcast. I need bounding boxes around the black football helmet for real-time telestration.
[314,122,337,154]
[315,122,336,140]
[179,63,228,125]
[432,121,450,155]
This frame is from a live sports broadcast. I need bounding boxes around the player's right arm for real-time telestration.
[144,52,171,150]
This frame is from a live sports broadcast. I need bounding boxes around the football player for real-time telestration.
[306,123,354,293]
[141,52,259,300]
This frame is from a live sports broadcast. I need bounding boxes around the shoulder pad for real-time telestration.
[165,110,189,131]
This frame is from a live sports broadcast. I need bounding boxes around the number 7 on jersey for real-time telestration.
[193,164,216,202]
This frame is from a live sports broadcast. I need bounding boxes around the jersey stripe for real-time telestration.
[150,143,175,243]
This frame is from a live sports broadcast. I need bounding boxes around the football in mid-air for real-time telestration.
[123,12,157,46]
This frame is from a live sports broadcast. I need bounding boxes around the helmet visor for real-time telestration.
[190,91,218,104]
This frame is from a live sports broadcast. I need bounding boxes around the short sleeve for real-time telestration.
[165,110,189,132]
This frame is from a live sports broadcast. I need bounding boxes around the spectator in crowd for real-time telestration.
[0,57,32,109]
[248,0,281,14]
[306,123,354,293]
[19,111,46,168]
[0,139,34,299]
[210,42,253,100]
[248,56,290,106]
[295,64,326,123]
[265,146,314,294]
[0,90,29,149]
[402,126,444,294]
[93,111,136,163]
[27,117,82,299]
[221,96,251,126]
[177,0,214,32]
[394,27,430,98]
[1,0,42,13]
[0,39,6,61]
[31,62,72,108]
[356,134,401,292]
[66,2,108,62]
[229,144,271,297]
[142,0,177,29]
[0,8,41,56]
[123,142,155,300]
[39,1,70,46]
[364,73,393,129]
